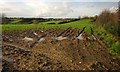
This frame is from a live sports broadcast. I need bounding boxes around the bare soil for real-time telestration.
[2,28,120,71]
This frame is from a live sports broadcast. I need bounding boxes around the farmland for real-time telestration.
[1,19,93,33]
[1,18,120,71]
[1,0,120,71]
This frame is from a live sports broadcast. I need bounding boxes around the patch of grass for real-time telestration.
[109,42,120,56]
[94,26,120,56]
[62,19,94,33]
[2,19,94,33]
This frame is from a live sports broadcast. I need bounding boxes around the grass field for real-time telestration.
[1,19,94,33]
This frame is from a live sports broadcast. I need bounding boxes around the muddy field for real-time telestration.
[2,28,120,71]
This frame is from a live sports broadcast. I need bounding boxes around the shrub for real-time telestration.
[110,42,120,56]
[48,22,56,24]
[95,9,119,36]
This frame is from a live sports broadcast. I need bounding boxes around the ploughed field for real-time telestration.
[2,28,120,71]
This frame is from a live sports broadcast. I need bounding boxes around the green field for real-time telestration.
[1,19,94,33]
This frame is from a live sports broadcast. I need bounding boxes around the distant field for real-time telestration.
[1,19,94,33]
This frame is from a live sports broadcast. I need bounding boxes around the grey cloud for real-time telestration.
[36,2,73,17]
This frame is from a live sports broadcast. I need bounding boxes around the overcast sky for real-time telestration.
[0,0,119,18]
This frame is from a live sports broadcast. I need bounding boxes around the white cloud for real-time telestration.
[0,2,33,17]
[1,0,73,17]
[38,5,73,17]
[26,0,119,2]
[25,0,73,17]
[109,7,118,13]
[0,0,118,18]
[67,5,102,17]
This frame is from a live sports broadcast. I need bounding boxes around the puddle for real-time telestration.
[30,38,45,48]
[76,34,83,40]
[87,37,91,40]
[79,61,82,64]
[41,30,44,33]
[38,38,45,42]
[9,39,13,42]
[52,36,67,40]
[22,37,33,42]
[92,35,96,40]
[33,32,38,36]
[4,43,30,51]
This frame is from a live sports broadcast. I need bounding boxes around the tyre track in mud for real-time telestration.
[2,28,120,70]
[32,28,119,70]
[32,28,82,69]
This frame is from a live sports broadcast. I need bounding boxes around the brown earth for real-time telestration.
[2,28,120,71]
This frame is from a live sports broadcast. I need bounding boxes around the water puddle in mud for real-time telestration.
[30,38,45,48]
[22,37,33,42]
[33,32,38,36]
[41,30,44,33]
[76,34,83,40]
[38,38,45,42]
[4,43,30,51]
[52,36,67,41]
[92,35,96,40]
[87,37,91,40]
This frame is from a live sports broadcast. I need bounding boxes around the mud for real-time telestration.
[2,28,120,71]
